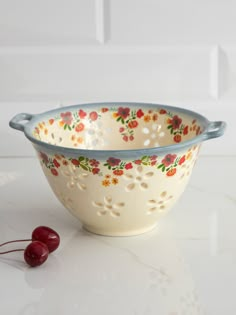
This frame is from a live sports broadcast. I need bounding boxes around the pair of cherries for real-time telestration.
[0,226,60,267]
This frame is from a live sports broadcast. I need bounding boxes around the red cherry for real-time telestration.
[24,241,49,267]
[32,226,60,253]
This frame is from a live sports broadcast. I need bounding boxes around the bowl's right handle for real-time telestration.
[203,121,227,140]
[9,113,34,132]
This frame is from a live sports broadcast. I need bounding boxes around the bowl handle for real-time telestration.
[9,113,34,131]
[203,121,226,140]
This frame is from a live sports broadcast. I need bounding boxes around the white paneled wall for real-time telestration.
[0,0,235,156]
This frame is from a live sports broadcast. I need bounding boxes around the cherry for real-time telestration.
[32,226,60,253]
[0,226,60,267]
[24,241,49,267]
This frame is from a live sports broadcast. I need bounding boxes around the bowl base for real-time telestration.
[82,223,158,237]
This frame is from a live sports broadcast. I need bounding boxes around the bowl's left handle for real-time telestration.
[9,113,34,132]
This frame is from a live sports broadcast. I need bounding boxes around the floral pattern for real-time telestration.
[112,107,144,142]
[33,106,203,148]
[160,109,202,143]
[38,145,198,189]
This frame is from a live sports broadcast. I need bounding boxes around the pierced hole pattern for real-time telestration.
[147,191,174,215]
[124,165,154,192]
[92,196,125,218]
[61,166,88,191]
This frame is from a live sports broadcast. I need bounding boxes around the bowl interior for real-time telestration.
[32,104,204,150]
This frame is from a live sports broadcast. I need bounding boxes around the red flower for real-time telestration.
[123,135,128,142]
[162,154,177,167]
[125,162,133,170]
[89,159,99,167]
[40,152,49,164]
[53,159,60,168]
[150,155,157,161]
[151,160,157,166]
[119,127,125,133]
[118,107,130,119]
[75,122,85,132]
[137,109,144,118]
[173,134,182,143]
[101,108,109,113]
[107,157,121,167]
[78,109,87,119]
[129,135,134,141]
[128,120,138,129]
[134,160,142,164]
[166,168,177,177]
[60,112,73,125]
[171,115,182,129]
[159,109,167,115]
[183,126,189,135]
[89,111,98,121]
[113,170,124,176]
[92,168,100,174]
[179,155,186,165]
[71,159,80,166]
[51,168,58,176]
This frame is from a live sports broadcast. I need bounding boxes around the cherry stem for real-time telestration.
[0,239,31,247]
[0,249,24,254]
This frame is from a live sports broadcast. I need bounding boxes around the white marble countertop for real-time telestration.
[0,156,235,315]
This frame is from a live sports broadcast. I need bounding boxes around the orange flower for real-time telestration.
[152,113,158,121]
[39,123,44,130]
[143,115,151,122]
[105,174,111,179]
[71,135,76,141]
[102,179,110,187]
[44,128,48,135]
[113,170,123,176]
[55,154,62,160]
[77,137,83,143]
[113,112,119,118]
[101,108,109,113]
[166,118,172,124]
[166,168,177,176]
[128,120,138,129]
[62,160,69,166]
[173,134,181,143]
[49,119,54,125]
[75,122,85,133]
[112,178,119,185]
[186,151,192,160]
[59,120,65,127]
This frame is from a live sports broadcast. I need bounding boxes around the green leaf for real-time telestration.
[162,166,165,172]
[117,116,121,122]
[68,125,72,131]
[121,118,125,124]
[141,155,148,161]
[170,129,173,134]
[80,164,89,171]
[64,124,67,130]
[167,125,172,129]
[79,156,85,162]
[157,164,163,169]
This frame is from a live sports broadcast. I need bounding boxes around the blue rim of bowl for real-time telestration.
[23,102,210,159]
